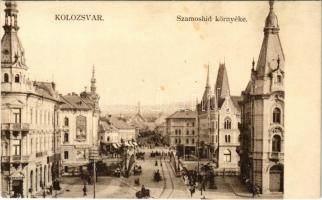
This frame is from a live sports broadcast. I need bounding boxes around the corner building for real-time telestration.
[1,2,61,197]
[239,1,284,194]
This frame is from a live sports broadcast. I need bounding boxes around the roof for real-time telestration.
[60,94,92,110]
[256,2,284,78]
[215,63,230,100]
[231,96,243,111]
[33,81,60,102]
[99,120,118,132]
[166,110,197,119]
[109,116,134,130]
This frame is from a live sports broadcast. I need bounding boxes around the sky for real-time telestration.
[0,1,320,107]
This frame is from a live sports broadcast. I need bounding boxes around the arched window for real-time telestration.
[186,130,189,135]
[192,130,195,135]
[4,73,9,82]
[273,108,281,123]
[64,132,69,143]
[224,118,232,129]
[175,138,178,144]
[272,135,281,152]
[192,139,195,144]
[64,117,69,126]
[30,170,33,190]
[186,139,189,144]
[223,149,231,162]
[14,74,20,83]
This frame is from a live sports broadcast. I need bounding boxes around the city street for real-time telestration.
[53,147,280,199]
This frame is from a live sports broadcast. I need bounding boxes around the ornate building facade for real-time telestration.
[239,0,284,194]
[197,64,241,173]
[59,67,100,175]
[1,2,61,197]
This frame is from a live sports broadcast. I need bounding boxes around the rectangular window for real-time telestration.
[64,132,69,143]
[12,109,21,123]
[11,140,21,156]
[64,151,69,159]
[224,154,231,162]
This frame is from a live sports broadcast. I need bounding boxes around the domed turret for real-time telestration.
[265,1,279,27]
[264,0,279,33]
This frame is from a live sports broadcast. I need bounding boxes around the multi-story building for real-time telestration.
[99,115,137,154]
[1,1,61,197]
[59,68,100,175]
[197,63,241,172]
[166,109,197,156]
[239,1,284,194]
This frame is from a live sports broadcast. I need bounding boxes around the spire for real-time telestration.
[252,58,255,71]
[256,0,284,79]
[1,1,26,67]
[201,64,212,110]
[215,62,230,100]
[206,63,210,88]
[90,65,96,93]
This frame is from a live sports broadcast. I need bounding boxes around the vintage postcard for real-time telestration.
[0,0,320,199]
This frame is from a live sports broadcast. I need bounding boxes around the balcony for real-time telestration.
[1,123,30,132]
[1,155,30,163]
[269,152,284,160]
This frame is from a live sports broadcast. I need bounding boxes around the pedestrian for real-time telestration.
[42,189,46,198]
[83,185,87,197]
[189,185,195,197]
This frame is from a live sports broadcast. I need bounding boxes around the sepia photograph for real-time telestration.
[0,0,321,199]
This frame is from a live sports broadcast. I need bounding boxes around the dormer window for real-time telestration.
[277,75,282,83]
[14,74,20,83]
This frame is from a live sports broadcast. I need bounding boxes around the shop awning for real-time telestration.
[112,143,119,149]
[125,141,132,147]
[132,141,138,146]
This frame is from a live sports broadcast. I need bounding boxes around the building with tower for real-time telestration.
[1,1,62,197]
[239,0,284,194]
[59,66,100,176]
[196,63,241,173]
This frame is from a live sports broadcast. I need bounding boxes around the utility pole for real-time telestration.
[90,146,99,198]
[216,88,220,168]
[196,98,200,174]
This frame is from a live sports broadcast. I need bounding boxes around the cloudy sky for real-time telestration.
[1,1,320,107]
